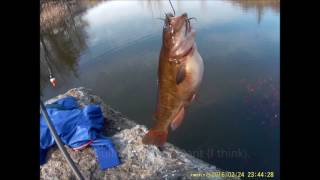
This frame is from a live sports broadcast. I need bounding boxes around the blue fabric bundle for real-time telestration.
[40,96,120,170]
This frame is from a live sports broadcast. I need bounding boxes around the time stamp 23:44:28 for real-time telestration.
[190,171,275,178]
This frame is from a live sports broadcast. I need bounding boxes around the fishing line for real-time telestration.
[168,0,175,16]
[40,36,53,75]
[40,35,57,87]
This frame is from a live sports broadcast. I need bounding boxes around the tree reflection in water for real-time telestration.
[40,0,101,91]
[229,0,280,24]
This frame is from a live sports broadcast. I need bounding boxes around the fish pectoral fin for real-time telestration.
[176,64,186,85]
[170,107,185,130]
[186,93,196,106]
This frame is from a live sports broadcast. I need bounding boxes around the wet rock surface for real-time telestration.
[40,87,239,180]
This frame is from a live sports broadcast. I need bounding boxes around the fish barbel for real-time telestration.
[142,13,204,147]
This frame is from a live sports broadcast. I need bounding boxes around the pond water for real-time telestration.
[40,0,280,178]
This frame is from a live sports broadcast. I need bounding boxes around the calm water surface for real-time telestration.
[40,0,280,178]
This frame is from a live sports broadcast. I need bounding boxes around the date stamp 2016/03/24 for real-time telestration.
[190,171,275,178]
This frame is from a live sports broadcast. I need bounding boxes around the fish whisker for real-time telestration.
[187,17,197,22]
[186,19,191,35]
[156,17,165,21]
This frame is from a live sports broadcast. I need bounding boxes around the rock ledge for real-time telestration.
[40,87,239,180]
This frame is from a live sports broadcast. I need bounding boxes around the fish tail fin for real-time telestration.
[142,128,168,147]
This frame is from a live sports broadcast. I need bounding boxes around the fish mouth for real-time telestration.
[165,13,193,36]
[163,13,196,55]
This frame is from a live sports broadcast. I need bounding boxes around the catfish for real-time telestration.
[142,13,204,147]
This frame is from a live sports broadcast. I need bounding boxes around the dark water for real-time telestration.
[40,0,280,178]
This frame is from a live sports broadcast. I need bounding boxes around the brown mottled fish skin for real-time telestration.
[142,13,204,147]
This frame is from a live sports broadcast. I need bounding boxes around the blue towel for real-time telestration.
[40,96,120,170]
[91,137,121,170]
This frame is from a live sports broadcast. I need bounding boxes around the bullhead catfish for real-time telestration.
[142,13,204,147]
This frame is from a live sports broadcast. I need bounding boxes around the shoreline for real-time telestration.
[40,87,239,179]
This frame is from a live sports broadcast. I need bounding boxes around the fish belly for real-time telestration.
[177,48,204,103]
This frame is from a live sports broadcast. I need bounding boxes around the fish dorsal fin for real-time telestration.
[176,64,186,85]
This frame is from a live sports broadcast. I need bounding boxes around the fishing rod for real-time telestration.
[40,98,84,180]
